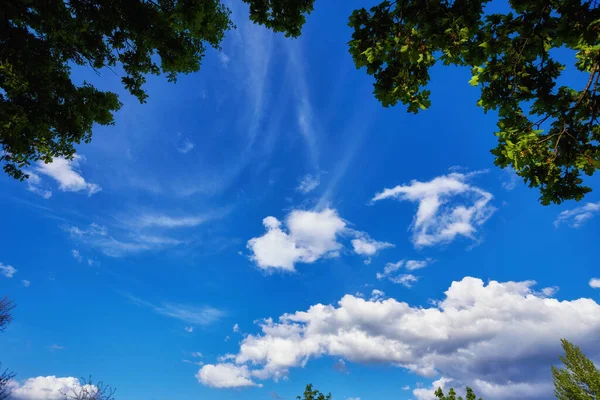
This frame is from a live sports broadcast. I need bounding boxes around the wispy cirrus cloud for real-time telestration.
[554,202,600,228]
[64,223,183,257]
[372,171,495,248]
[124,293,224,326]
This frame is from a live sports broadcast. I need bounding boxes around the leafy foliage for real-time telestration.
[348,0,600,204]
[243,0,315,38]
[297,384,332,400]
[552,339,600,399]
[434,387,483,400]
[0,0,314,180]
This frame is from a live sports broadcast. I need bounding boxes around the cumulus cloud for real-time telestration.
[590,278,600,289]
[296,174,320,193]
[247,209,390,271]
[372,171,495,247]
[35,155,101,196]
[197,277,600,399]
[9,376,94,400]
[554,202,600,228]
[247,209,346,271]
[0,262,17,278]
[197,364,261,388]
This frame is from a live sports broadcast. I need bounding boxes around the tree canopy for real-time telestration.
[297,384,332,400]
[349,0,600,205]
[435,387,483,400]
[0,0,313,180]
[552,339,600,399]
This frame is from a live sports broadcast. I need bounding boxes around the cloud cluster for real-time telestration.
[27,155,101,198]
[590,278,600,289]
[197,277,600,400]
[376,259,433,287]
[9,376,94,400]
[372,172,495,247]
[247,209,391,271]
[554,202,600,228]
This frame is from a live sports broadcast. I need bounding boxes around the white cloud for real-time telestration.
[125,293,224,326]
[233,323,240,333]
[219,52,231,66]
[554,202,600,228]
[192,352,204,358]
[590,278,600,289]
[501,169,519,191]
[0,263,17,278]
[197,364,261,388]
[134,214,207,228]
[333,359,348,373]
[247,209,346,271]
[25,171,52,199]
[376,259,431,286]
[540,286,559,297]
[405,259,432,271]
[65,223,182,257]
[372,171,495,247]
[35,155,101,196]
[71,249,82,262]
[402,385,410,390]
[297,174,320,193]
[185,326,194,333]
[177,139,196,154]
[9,376,94,400]
[351,236,394,257]
[370,289,385,301]
[200,277,600,399]
[389,274,419,287]
[22,280,31,287]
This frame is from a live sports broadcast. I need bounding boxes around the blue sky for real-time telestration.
[1,1,600,400]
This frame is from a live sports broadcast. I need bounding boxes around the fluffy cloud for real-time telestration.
[9,376,94,400]
[247,209,346,271]
[297,174,320,193]
[197,364,261,388]
[35,155,101,196]
[554,202,600,228]
[25,171,52,199]
[198,277,600,400]
[247,209,390,271]
[372,171,495,247]
[590,278,600,289]
[0,262,17,278]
